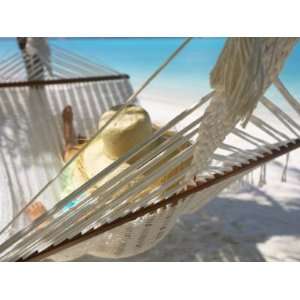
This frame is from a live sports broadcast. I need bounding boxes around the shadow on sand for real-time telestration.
[56,181,300,262]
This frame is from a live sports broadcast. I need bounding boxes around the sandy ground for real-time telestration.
[44,151,299,262]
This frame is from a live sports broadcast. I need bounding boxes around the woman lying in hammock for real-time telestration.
[25,104,191,222]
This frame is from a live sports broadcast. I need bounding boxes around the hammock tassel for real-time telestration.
[258,164,267,187]
[281,153,290,182]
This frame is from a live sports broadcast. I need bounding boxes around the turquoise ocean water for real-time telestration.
[0,38,300,106]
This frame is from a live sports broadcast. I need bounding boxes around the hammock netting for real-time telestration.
[0,43,120,81]
[0,38,299,261]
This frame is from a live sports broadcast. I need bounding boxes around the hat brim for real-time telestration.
[65,126,185,197]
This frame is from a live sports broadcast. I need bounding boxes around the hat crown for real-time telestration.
[98,105,153,160]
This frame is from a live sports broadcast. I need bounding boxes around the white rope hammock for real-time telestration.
[0,38,299,261]
[0,43,121,81]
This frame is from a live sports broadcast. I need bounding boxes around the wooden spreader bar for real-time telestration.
[0,74,130,89]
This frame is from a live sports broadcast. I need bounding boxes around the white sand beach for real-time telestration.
[45,97,300,262]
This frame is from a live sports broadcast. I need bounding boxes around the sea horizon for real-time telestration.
[0,38,299,108]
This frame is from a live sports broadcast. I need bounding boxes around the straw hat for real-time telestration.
[63,105,191,204]
[81,105,159,179]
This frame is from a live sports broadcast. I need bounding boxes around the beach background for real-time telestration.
[0,38,300,261]
[1,38,300,103]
